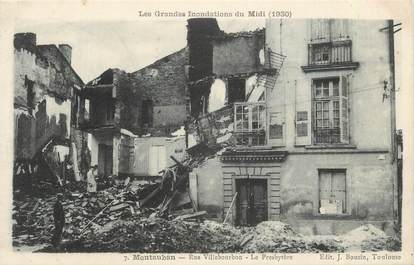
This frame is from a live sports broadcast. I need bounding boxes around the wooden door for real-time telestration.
[236,179,267,226]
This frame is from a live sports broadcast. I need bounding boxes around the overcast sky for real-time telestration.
[15,19,265,82]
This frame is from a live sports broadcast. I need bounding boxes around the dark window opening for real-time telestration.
[228,78,246,104]
[106,99,115,121]
[142,99,153,128]
[25,76,35,114]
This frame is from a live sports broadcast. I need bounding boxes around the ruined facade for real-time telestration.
[14,33,86,186]
[189,19,399,235]
[78,49,189,177]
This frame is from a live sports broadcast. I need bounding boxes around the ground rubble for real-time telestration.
[33,218,401,253]
[13,153,400,253]
[13,179,401,253]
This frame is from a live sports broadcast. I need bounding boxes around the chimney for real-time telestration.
[14,33,37,53]
[58,44,72,64]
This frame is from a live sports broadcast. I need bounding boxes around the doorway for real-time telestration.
[236,178,268,226]
[98,144,113,176]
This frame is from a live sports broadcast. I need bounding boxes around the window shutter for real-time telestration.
[311,82,317,144]
[331,19,349,41]
[267,83,285,147]
[339,76,349,144]
[310,19,330,43]
[295,82,312,146]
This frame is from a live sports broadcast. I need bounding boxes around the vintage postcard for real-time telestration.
[0,0,413,264]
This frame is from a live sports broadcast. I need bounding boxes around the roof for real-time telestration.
[86,68,114,86]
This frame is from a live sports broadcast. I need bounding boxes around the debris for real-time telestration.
[240,234,254,247]
[108,202,130,213]
[173,210,207,221]
[124,177,130,187]
[341,224,387,242]
[223,192,237,224]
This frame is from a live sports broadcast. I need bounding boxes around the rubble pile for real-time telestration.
[241,221,344,253]
[361,236,401,252]
[341,224,387,242]
[12,154,397,253]
[338,224,401,252]
[13,155,202,247]
[47,218,242,253]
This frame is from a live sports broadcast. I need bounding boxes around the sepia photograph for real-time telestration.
[1,1,412,264]
[10,16,405,255]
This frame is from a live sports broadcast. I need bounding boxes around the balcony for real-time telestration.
[301,40,359,73]
[78,97,117,132]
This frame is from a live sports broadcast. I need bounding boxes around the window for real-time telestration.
[234,102,266,146]
[319,169,346,214]
[228,78,246,104]
[313,76,349,144]
[106,99,115,121]
[25,76,35,114]
[310,19,349,43]
[84,99,90,121]
[307,19,353,67]
[142,99,153,127]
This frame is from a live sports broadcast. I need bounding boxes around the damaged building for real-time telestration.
[187,19,399,235]
[13,33,87,190]
[77,48,189,179]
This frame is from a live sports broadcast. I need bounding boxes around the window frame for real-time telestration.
[234,102,266,146]
[312,76,349,145]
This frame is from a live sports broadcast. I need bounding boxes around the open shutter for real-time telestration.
[267,82,285,147]
[311,82,317,144]
[295,82,312,146]
[339,76,349,144]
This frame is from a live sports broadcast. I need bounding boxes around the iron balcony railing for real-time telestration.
[308,40,353,66]
[314,128,341,144]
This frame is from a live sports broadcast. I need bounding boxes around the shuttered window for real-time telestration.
[319,169,346,214]
[310,19,349,42]
[308,20,352,66]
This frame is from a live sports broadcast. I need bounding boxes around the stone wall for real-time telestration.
[212,31,265,77]
[128,48,189,136]
[13,33,85,173]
